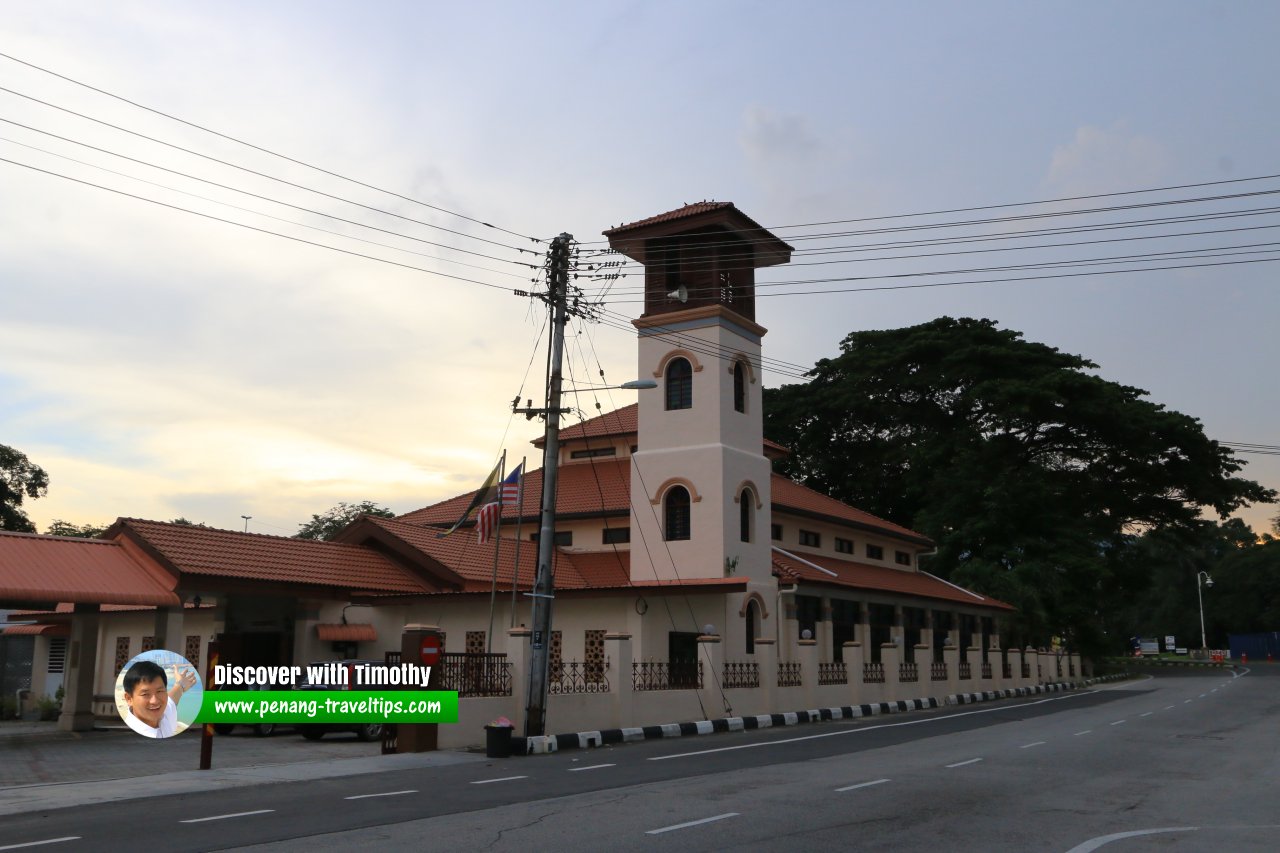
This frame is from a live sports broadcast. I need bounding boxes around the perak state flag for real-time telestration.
[436,460,503,538]
[476,463,522,544]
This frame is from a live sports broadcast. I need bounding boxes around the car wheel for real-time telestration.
[300,728,325,741]
[253,723,276,737]
[213,724,234,735]
[355,723,383,742]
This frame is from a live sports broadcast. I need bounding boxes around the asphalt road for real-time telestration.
[0,667,1274,852]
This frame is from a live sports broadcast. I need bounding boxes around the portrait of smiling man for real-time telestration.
[120,659,198,739]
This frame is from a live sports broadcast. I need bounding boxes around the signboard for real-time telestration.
[418,637,440,667]
[1165,635,1176,650]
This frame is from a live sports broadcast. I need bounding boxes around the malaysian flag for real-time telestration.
[476,464,522,544]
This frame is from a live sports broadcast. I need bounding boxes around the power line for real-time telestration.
[0,155,526,294]
[577,172,1280,246]
[0,51,541,243]
[0,85,539,258]
[0,132,534,277]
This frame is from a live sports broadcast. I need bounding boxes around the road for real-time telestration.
[0,668,1274,852]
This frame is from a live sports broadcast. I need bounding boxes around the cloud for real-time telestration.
[1044,123,1172,197]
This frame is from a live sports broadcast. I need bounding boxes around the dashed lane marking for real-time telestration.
[1110,720,1126,726]
[0,840,81,851]
[470,776,529,785]
[1020,741,1046,749]
[569,764,616,772]
[345,790,417,800]
[180,810,274,824]
[1140,712,1153,717]
[1074,730,1092,736]
[946,758,983,768]
[646,813,739,835]
[835,778,890,792]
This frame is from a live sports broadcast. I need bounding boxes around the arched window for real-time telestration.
[733,361,746,413]
[746,600,760,655]
[665,357,692,410]
[739,488,752,543]
[664,486,691,541]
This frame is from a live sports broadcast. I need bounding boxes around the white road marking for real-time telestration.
[180,810,274,823]
[646,813,739,835]
[1184,699,1193,704]
[345,790,417,800]
[1074,730,1091,736]
[1164,705,1175,710]
[946,758,983,768]
[1199,694,1207,698]
[470,776,528,784]
[1020,741,1046,749]
[1110,720,1126,726]
[1063,826,1197,852]
[835,778,890,792]
[0,840,81,851]
[1140,712,1153,717]
[649,689,1118,761]
[569,764,616,772]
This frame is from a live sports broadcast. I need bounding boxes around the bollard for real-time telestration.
[1242,653,1248,664]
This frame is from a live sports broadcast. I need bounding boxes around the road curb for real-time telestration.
[516,674,1137,755]
[945,673,1129,706]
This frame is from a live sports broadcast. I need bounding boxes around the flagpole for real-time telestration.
[485,450,506,654]
[509,455,527,628]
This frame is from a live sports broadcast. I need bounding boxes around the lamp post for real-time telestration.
[1196,570,1214,651]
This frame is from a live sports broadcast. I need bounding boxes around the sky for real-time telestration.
[1,0,1277,539]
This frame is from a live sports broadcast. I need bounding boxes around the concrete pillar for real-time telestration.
[881,642,901,703]
[797,638,818,709]
[987,646,1004,692]
[507,627,532,725]
[697,632,726,719]
[1026,647,1041,685]
[57,603,100,732]
[605,632,631,729]
[781,596,799,660]
[943,645,960,698]
[153,606,185,655]
[856,602,871,647]
[29,635,51,708]
[753,637,777,716]
[843,641,864,706]
[921,608,934,653]
[397,624,442,751]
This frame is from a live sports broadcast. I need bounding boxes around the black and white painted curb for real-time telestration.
[515,674,1133,755]
[945,673,1128,706]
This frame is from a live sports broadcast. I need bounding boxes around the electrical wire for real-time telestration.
[0,84,539,258]
[0,155,524,293]
[0,51,541,243]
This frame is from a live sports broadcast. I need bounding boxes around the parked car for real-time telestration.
[294,660,384,742]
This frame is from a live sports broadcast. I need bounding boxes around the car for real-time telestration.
[294,660,385,742]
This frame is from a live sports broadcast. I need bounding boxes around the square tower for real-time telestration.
[604,203,792,584]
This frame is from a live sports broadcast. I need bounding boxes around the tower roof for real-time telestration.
[603,201,793,268]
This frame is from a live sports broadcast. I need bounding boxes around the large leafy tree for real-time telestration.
[763,317,1274,652]
[1,443,49,532]
[295,500,395,541]
[46,519,108,538]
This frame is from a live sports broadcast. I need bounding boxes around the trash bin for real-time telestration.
[484,724,513,758]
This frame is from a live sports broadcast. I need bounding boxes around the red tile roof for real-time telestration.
[2,623,70,637]
[0,530,180,607]
[603,201,736,235]
[538,404,790,457]
[771,548,1013,611]
[109,519,428,595]
[770,478,932,545]
[399,457,928,545]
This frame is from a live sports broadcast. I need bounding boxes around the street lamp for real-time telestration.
[1196,570,1214,651]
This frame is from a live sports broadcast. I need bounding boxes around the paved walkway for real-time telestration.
[0,721,484,817]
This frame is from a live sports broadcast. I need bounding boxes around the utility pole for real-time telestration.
[519,233,573,737]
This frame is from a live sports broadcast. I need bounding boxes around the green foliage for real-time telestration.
[35,694,60,721]
[46,519,108,538]
[763,317,1275,653]
[295,501,395,541]
[1209,537,1280,639]
[1,443,49,532]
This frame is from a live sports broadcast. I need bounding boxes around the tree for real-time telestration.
[763,317,1275,653]
[295,501,395,541]
[46,519,108,538]
[1,443,49,532]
